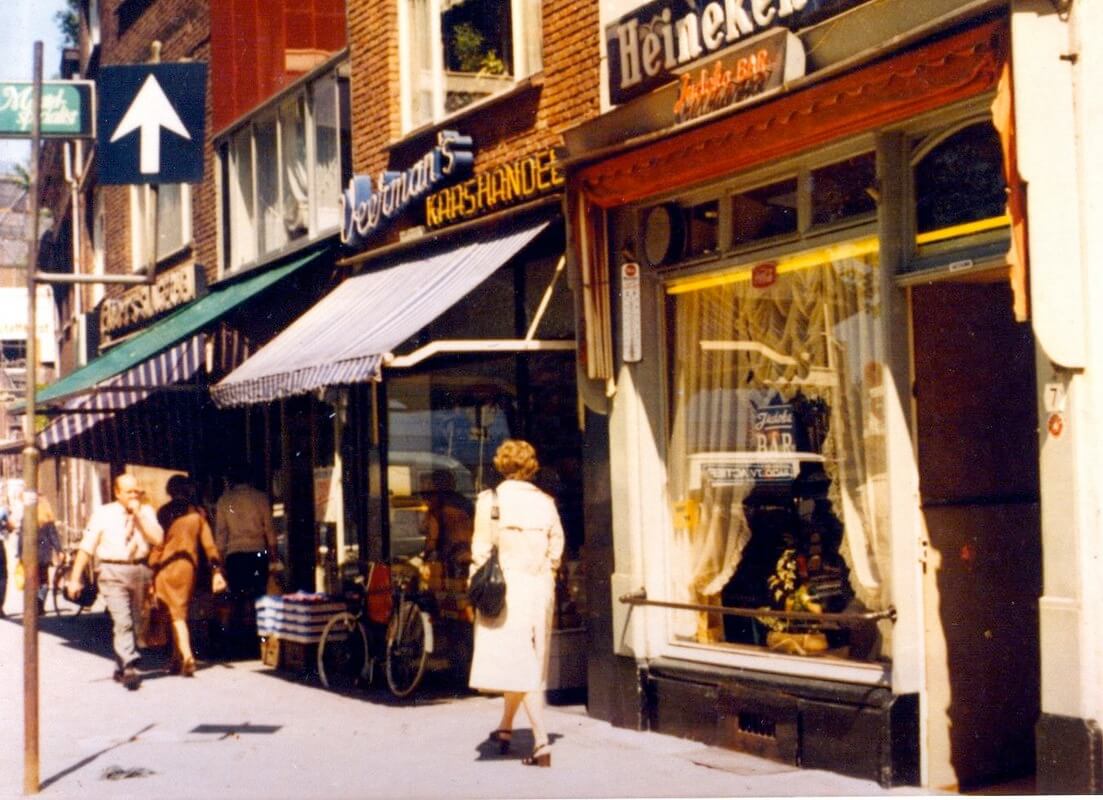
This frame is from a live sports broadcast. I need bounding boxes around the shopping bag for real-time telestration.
[139,589,169,649]
[14,560,24,591]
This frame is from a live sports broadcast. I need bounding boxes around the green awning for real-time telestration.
[36,250,325,407]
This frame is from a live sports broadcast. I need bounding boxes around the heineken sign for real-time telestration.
[606,0,854,105]
[0,80,95,138]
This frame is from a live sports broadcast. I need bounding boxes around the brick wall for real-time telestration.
[94,0,217,290]
[345,0,600,198]
[211,0,347,133]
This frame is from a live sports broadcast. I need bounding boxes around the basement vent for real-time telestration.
[738,712,777,739]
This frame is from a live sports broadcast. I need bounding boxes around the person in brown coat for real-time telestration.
[154,476,225,676]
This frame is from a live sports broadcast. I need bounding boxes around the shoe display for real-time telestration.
[488,729,512,755]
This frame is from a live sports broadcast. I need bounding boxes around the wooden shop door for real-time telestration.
[911,278,1041,792]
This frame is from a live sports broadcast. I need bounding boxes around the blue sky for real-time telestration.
[0,0,72,169]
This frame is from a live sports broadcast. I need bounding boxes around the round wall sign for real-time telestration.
[642,204,681,267]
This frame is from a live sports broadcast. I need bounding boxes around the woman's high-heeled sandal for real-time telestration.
[488,729,512,754]
[181,658,196,677]
[522,743,551,767]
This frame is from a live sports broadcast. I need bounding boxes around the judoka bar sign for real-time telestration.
[607,0,850,105]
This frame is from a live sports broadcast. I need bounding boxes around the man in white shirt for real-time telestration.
[215,467,277,655]
[67,473,163,690]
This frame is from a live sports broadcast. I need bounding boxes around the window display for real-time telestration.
[665,242,891,661]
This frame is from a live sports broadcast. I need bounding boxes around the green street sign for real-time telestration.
[0,80,95,139]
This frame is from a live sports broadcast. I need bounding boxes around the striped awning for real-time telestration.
[37,335,205,450]
[212,220,549,407]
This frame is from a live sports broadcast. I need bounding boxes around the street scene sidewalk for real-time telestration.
[0,587,931,800]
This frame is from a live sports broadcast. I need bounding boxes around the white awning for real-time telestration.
[212,220,550,407]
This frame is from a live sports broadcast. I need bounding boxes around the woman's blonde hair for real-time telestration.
[37,496,55,525]
[493,439,539,481]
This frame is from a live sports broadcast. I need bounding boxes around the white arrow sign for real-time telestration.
[109,74,191,174]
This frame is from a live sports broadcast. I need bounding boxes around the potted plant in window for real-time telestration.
[760,548,829,655]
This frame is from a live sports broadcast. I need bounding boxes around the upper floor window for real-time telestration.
[219,66,349,273]
[129,183,192,270]
[401,0,542,131]
[117,0,153,35]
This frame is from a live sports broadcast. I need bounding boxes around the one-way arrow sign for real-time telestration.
[97,62,207,185]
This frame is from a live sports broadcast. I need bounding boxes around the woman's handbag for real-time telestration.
[139,588,169,648]
[468,545,506,617]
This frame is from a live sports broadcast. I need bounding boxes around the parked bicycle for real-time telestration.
[317,556,472,697]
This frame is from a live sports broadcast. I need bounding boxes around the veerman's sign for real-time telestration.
[340,130,473,248]
[606,0,851,105]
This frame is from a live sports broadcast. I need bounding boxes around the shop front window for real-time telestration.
[665,239,891,662]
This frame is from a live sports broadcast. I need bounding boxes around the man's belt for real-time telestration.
[99,558,148,565]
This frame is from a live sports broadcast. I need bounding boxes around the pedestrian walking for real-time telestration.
[0,499,12,618]
[154,476,226,676]
[214,464,278,655]
[66,473,164,690]
[468,439,564,767]
[18,496,62,614]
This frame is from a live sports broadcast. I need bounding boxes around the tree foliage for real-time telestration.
[55,0,80,48]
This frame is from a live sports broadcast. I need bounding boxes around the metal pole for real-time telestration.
[22,40,43,797]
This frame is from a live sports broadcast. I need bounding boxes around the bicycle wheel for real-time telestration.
[51,563,77,617]
[385,600,430,698]
[317,612,371,692]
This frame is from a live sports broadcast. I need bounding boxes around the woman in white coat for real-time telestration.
[468,439,564,767]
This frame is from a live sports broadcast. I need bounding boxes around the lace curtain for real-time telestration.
[666,245,891,645]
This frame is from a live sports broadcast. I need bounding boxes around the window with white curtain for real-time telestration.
[129,183,191,270]
[664,239,890,663]
[401,0,542,131]
[219,64,349,273]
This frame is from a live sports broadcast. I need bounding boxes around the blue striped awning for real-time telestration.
[212,220,549,407]
[37,335,205,450]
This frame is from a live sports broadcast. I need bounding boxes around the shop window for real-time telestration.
[731,178,798,248]
[810,153,877,228]
[401,0,542,131]
[665,238,890,662]
[385,351,584,619]
[914,123,1006,246]
[129,183,191,269]
[684,200,720,259]
[219,65,350,273]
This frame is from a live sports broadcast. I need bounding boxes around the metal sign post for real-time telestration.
[6,41,163,796]
[20,40,43,797]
